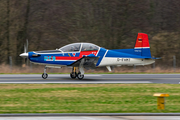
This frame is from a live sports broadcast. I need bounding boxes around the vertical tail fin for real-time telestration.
[134,33,151,58]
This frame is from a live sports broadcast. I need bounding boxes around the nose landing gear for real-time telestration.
[42,66,48,79]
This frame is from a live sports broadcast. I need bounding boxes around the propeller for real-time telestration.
[25,57,27,63]
[20,39,29,64]
[26,39,28,52]
[24,39,28,53]
[24,39,28,63]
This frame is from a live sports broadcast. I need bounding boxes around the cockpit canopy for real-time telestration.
[60,43,81,52]
[60,43,99,52]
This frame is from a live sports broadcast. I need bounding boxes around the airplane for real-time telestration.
[20,33,156,80]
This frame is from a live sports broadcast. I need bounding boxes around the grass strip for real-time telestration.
[0,84,179,113]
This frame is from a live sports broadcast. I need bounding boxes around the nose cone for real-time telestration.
[20,53,28,58]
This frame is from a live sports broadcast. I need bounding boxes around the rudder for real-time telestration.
[134,33,151,58]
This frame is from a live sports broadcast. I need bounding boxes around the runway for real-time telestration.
[0,74,180,84]
[0,113,180,120]
[1,116,180,120]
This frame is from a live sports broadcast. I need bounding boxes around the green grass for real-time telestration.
[0,84,179,113]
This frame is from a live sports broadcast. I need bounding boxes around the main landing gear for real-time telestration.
[70,67,84,80]
[70,67,77,79]
[41,66,85,80]
[42,66,48,79]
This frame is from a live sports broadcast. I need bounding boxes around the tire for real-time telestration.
[42,73,48,79]
[77,73,84,80]
[70,72,77,79]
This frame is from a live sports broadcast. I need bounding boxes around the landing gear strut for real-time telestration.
[77,61,85,80]
[70,67,77,79]
[42,66,48,79]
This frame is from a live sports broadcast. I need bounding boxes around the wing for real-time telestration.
[68,56,99,69]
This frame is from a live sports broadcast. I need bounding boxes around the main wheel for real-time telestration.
[42,73,48,79]
[70,72,77,79]
[77,73,84,80]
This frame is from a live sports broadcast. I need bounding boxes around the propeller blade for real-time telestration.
[25,58,27,63]
[24,44,27,53]
[26,39,28,52]
[21,39,29,64]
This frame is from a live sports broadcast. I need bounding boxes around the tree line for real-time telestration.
[0,0,180,67]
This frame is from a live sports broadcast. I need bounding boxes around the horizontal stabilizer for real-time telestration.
[151,57,161,59]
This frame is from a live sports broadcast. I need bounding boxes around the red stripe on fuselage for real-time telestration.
[55,50,98,61]
[80,50,98,57]
[55,57,79,60]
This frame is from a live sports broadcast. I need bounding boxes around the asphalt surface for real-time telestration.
[0,116,180,120]
[0,74,180,84]
[0,113,180,120]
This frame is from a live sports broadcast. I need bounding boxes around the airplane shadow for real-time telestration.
[52,77,101,81]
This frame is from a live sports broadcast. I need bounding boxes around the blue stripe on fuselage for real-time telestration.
[111,49,143,56]
[105,49,151,58]
[28,52,75,65]
[96,48,107,66]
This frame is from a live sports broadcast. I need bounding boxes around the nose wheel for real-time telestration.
[42,73,48,79]
[42,66,48,79]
